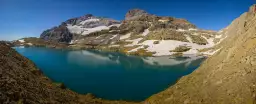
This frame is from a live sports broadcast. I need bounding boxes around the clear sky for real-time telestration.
[0,0,254,41]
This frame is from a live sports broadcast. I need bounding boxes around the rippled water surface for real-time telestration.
[15,47,205,101]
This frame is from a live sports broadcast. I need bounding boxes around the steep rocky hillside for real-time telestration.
[24,9,226,57]
[145,4,256,104]
[0,43,137,104]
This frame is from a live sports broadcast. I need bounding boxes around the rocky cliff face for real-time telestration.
[146,4,256,104]
[40,14,120,43]
[38,9,224,56]
[40,24,73,43]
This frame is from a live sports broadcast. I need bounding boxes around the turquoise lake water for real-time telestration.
[15,47,205,101]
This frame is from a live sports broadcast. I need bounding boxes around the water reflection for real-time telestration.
[67,50,205,68]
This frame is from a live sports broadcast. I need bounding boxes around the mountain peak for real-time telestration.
[125,9,149,20]
[80,14,94,19]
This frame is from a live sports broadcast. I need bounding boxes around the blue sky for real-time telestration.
[0,0,254,41]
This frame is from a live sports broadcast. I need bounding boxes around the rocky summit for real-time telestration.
[18,9,225,57]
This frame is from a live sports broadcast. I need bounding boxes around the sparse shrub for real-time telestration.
[153,41,160,44]
[172,52,183,57]
[189,35,208,45]
[129,48,156,56]
[147,29,189,42]
[109,26,118,30]
[144,45,149,49]
[170,46,191,52]
[115,41,132,46]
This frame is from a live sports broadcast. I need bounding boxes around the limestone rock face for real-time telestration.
[146,4,256,104]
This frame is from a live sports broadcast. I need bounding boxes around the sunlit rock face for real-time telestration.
[36,8,224,57]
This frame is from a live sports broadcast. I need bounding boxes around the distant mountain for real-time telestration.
[40,14,120,43]
[35,9,226,56]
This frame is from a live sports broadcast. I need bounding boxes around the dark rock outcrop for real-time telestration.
[40,24,73,43]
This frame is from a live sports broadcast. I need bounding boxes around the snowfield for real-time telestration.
[127,39,217,56]
[67,24,120,35]
[142,29,150,36]
[18,39,25,43]
[120,33,131,40]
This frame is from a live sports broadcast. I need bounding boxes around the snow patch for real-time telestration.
[158,19,169,22]
[215,34,222,38]
[110,35,118,39]
[80,18,100,25]
[185,35,193,43]
[120,33,131,40]
[177,29,186,32]
[67,24,121,35]
[130,40,215,56]
[142,29,150,36]
[189,28,197,31]
[18,39,25,43]
[125,38,143,47]
[27,43,33,46]
[81,26,109,35]
[202,48,221,55]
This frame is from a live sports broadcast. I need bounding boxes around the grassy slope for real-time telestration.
[145,5,256,104]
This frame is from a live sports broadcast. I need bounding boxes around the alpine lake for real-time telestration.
[15,47,205,101]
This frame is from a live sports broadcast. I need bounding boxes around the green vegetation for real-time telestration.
[128,48,156,56]
[189,35,208,45]
[115,41,133,46]
[144,45,149,49]
[147,29,189,42]
[170,46,191,52]
[171,52,183,57]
